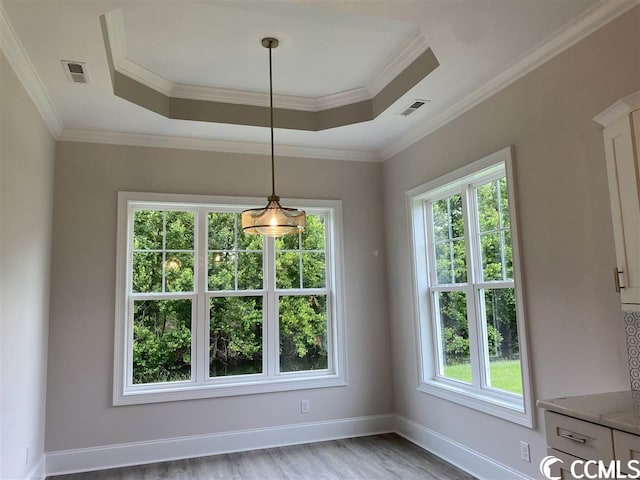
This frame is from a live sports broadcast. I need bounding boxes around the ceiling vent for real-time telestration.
[398,99,430,117]
[61,60,89,84]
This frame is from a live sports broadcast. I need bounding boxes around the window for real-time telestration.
[408,147,533,426]
[114,192,346,405]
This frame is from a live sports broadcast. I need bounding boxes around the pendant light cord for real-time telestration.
[268,41,275,197]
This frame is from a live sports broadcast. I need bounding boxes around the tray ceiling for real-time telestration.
[2,0,618,160]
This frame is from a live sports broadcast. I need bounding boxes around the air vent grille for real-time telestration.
[398,99,430,117]
[61,60,89,84]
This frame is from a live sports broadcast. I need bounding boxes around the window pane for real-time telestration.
[165,211,194,250]
[302,252,325,288]
[301,215,325,250]
[276,252,300,289]
[476,180,499,233]
[237,215,263,251]
[165,253,194,292]
[208,213,235,251]
[499,177,510,229]
[431,199,449,242]
[132,252,162,292]
[480,232,503,281]
[134,210,163,250]
[279,295,328,372]
[481,288,522,395]
[208,252,234,290]
[436,291,471,384]
[133,299,192,384]
[434,239,466,284]
[275,232,299,251]
[210,297,263,377]
[504,230,513,280]
[449,193,464,239]
[434,242,452,284]
[237,252,263,290]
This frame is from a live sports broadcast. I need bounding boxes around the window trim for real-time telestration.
[406,147,534,427]
[114,192,347,406]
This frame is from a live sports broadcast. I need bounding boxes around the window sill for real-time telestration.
[114,374,347,406]
[418,378,533,428]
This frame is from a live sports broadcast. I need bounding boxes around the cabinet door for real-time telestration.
[603,112,640,306]
[546,448,587,480]
[614,429,640,474]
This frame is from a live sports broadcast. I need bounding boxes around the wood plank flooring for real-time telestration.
[48,434,476,480]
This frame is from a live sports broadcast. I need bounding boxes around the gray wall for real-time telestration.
[46,142,391,451]
[383,7,640,478]
[0,52,55,479]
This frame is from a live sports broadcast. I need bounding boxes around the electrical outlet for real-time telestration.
[300,399,310,414]
[519,441,530,463]
[25,447,30,466]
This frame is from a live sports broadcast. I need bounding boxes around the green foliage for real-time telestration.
[131,210,329,384]
[210,296,263,376]
[279,295,328,372]
[442,324,503,361]
[444,360,522,394]
[277,215,328,370]
[434,178,520,384]
[132,299,192,384]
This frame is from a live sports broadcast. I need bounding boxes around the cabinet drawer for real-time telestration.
[613,429,640,474]
[546,448,586,480]
[544,411,614,461]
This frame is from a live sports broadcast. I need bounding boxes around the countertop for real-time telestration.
[537,391,640,436]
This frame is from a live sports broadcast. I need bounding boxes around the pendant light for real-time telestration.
[241,37,306,237]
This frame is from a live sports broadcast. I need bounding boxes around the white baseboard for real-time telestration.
[45,414,394,476]
[394,415,534,480]
[25,454,46,480]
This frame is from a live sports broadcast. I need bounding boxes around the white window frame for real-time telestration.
[114,192,347,406]
[407,147,534,427]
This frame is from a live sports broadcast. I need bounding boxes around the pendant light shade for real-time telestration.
[241,37,306,237]
[241,195,306,237]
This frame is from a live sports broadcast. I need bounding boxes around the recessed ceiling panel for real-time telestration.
[120,1,420,97]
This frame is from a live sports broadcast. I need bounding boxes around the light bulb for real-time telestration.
[269,216,278,227]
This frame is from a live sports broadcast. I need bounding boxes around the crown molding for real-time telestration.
[104,10,174,95]
[0,1,63,137]
[593,90,640,127]
[104,9,425,112]
[59,128,381,162]
[381,0,640,160]
[366,31,429,97]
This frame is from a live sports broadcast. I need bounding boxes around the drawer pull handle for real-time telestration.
[559,433,587,444]
[614,267,625,293]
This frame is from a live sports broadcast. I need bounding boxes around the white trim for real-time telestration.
[114,193,347,405]
[0,2,63,137]
[315,87,371,111]
[25,454,46,480]
[406,147,534,428]
[59,128,380,162]
[366,31,429,97]
[172,84,371,112]
[593,91,640,127]
[394,415,533,480]
[382,0,640,160]
[103,9,426,111]
[45,414,394,477]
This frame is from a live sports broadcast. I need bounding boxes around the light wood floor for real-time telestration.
[48,434,476,480]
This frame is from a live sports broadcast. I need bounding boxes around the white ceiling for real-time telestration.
[120,1,419,97]
[3,0,630,160]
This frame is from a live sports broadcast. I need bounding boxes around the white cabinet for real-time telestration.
[594,92,640,310]
[543,410,640,477]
